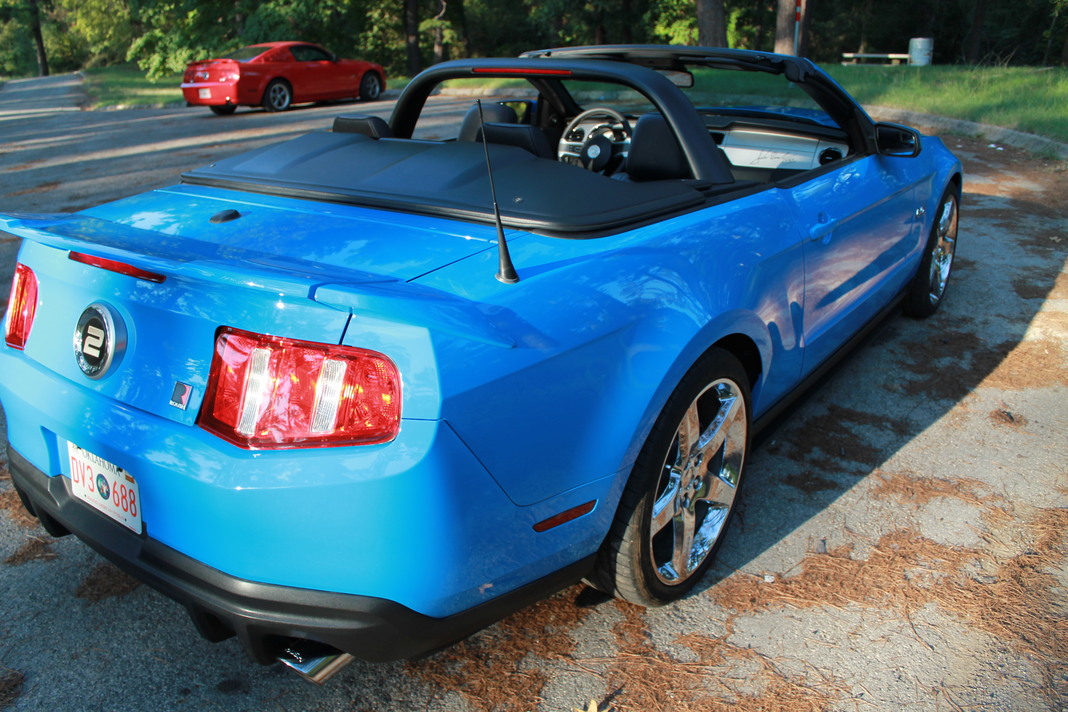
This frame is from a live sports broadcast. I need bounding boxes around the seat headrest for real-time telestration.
[477,123,555,159]
[333,114,392,139]
[458,103,519,141]
[625,113,693,181]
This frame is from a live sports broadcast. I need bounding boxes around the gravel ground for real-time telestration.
[1,74,1065,712]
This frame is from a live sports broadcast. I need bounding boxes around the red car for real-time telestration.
[180,41,386,115]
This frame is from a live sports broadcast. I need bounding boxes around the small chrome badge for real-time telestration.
[74,303,126,379]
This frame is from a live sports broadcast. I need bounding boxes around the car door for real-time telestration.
[786,154,925,375]
[289,45,335,99]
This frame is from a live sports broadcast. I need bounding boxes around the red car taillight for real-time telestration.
[4,263,38,350]
[198,327,401,449]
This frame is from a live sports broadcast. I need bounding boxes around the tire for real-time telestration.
[359,72,382,102]
[262,79,292,112]
[903,186,959,318]
[589,348,751,605]
[209,104,236,116]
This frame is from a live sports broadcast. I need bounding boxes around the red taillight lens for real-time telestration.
[198,327,401,449]
[5,263,39,350]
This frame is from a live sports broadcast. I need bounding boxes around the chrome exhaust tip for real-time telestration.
[277,641,355,684]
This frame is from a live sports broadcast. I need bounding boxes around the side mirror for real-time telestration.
[875,122,922,157]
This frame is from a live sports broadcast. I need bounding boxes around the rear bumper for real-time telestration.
[7,444,593,664]
[180,82,238,106]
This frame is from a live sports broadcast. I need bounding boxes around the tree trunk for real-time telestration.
[963,0,987,64]
[28,0,50,77]
[696,0,728,47]
[856,0,873,53]
[797,0,812,57]
[774,0,795,55]
[404,0,421,76]
[592,6,606,45]
[432,0,447,64]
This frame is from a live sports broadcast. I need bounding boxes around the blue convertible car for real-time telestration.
[1,46,960,681]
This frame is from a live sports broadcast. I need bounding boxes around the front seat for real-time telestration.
[457,103,518,142]
[624,113,695,181]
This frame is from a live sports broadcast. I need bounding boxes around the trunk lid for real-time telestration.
[2,186,500,424]
[183,59,241,84]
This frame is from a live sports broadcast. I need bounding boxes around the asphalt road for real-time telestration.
[1,74,1066,712]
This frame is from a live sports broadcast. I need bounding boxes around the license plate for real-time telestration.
[198,88,211,99]
[68,443,142,534]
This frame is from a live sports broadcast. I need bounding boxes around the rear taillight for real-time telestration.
[198,327,401,449]
[4,263,38,350]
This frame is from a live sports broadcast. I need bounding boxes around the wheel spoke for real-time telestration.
[650,467,681,534]
[666,505,697,580]
[679,402,702,476]
[693,393,741,471]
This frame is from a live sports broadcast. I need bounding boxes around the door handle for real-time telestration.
[808,212,836,242]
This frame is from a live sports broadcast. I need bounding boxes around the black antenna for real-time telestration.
[476,100,520,284]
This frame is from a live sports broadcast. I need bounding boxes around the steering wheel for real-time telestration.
[558,108,632,175]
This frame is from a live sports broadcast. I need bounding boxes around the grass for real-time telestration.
[77,63,1068,143]
[81,64,184,108]
[827,65,1068,143]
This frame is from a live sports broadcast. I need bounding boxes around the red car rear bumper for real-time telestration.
[181,81,240,106]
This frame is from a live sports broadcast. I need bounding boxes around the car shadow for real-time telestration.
[696,179,1066,595]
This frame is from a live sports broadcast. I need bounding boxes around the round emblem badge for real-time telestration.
[96,474,111,500]
[74,303,127,379]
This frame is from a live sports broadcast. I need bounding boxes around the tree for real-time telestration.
[404,0,420,75]
[963,0,987,63]
[27,0,50,75]
[774,0,795,54]
[696,0,727,46]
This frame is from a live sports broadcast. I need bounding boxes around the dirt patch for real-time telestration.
[0,488,41,529]
[4,535,58,565]
[768,404,911,475]
[989,406,1029,428]
[586,602,837,712]
[710,506,1068,706]
[408,586,592,712]
[8,159,45,171]
[74,562,141,603]
[782,472,840,494]
[870,470,995,509]
[981,337,1068,390]
[7,181,59,197]
[0,668,24,709]
[897,327,1015,400]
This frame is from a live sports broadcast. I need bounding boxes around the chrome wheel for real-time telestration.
[904,185,960,319]
[588,348,750,605]
[263,80,291,112]
[649,378,747,585]
[359,73,382,101]
[927,193,958,306]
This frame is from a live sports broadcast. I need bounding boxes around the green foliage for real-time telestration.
[1,0,1065,88]
[649,0,698,44]
[0,17,35,77]
[53,0,133,67]
[127,1,240,78]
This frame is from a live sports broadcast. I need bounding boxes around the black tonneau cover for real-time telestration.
[182,132,706,234]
